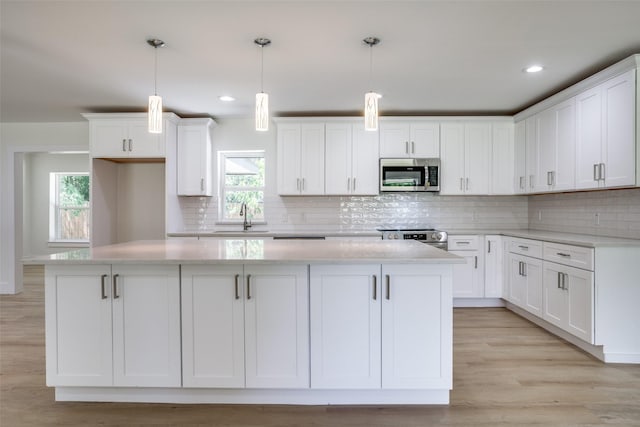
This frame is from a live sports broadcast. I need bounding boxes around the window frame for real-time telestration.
[49,172,90,245]
[218,151,266,224]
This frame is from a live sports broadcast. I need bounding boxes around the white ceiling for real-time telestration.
[2,0,640,123]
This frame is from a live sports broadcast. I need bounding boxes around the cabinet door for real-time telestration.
[450,250,484,298]
[553,99,576,191]
[381,264,452,389]
[112,265,181,387]
[181,265,245,388]
[575,85,603,190]
[300,124,325,195]
[543,262,566,329]
[244,265,309,388]
[127,121,164,157]
[44,265,113,387]
[523,257,543,317]
[351,124,380,195]
[177,125,212,196]
[491,123,515,195]
[440,123,465,195]
[525,115,541,192]
[602,69,636,188]
[91,121,129,158]
[565,266,594,343]
[379,122,410,157]
[464,123,492,194]
[325,123,352,195]
[507,254,526,308]
[277,124,302,195]
[310,265,381,389]
[484,236,503,298]
[410,122,440,157]
[514,120,527,193]
[536,109,556,192]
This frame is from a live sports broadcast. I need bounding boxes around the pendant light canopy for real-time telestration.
[363,36,380,131]
[255,37,271,131]
[147,38,165,134]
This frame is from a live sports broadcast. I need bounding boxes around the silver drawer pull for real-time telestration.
[456,241,471,245]
[518,245,529,250]
[556,252,571,258]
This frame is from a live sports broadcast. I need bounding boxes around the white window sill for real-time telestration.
[48,241,90,248]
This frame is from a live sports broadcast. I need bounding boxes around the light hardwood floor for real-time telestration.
[1,265,639,426]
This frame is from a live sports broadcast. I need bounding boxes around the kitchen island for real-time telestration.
[31,238,463,405]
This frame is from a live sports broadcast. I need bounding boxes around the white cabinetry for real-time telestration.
[491,123,515,195]
[177,118,215,196]
[514,120,528,193]
[448,235,485,299]
[181,264,309,389]
[310,265,381,389]
[84,113,178,159]
[277,123,325,195]
[506,238,543,316]
[325,122,379,195]
[440,122,491,195]
[575,69,636,189]
[536,99,576,192]
[45,264,181,387]
[379,121,440,158]
[309,264,452,390]
[484,235,503,298]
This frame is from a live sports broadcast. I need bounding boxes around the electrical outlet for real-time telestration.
[281,213,289,224]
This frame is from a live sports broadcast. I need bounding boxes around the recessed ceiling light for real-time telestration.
[524,65,544,73]
[219,95,235,102]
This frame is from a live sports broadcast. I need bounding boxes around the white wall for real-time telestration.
[22,152,89,257]
[0,122,89,294]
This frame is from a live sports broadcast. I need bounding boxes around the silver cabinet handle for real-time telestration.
[101,274,108,299]
[234,274,240,300]
[547,171,553,186]
[200,178,205,191]
[112,274,120,299]
[518,245,529,251]
[557,252,571,258]
[562,273,568,290]
[411,141,415,154]
[466,178,469,191]
[519,176,525,190]
[529,175,534,189]
[456,241,471,245]
[593,164,599,181]
[302,178,305,191]
[405,141,409,154]
[296,178,300,190]
[518,261,522,276]
[557,271,562,289]
[474,256,478,269]
[522,262,527,277]
[487,241,491,254]
[128,139,132,152]
[459,178,464,191]
[347,177,351,191]
[122,139,127,152]
[385,275,390,300]
[372,275,377,301]
[353,177,356,191]
[599,163,605,181]
[246,274,252,300]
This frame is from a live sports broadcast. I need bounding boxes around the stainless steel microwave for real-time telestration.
[379,158,440,192]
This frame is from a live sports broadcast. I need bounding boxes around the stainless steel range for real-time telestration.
[378,227,448,251]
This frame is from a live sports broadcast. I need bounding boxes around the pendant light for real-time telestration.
[363,36,380,131]
[147,38,165,134]
[254,37,271,131]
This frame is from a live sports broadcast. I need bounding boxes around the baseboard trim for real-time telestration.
[453,298,505,308]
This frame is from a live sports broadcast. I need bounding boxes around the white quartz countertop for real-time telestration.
[167,230,382,238]
[25,238,464,265]
[448,229,640,248]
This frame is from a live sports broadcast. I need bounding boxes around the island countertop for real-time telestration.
[25,238,465,265]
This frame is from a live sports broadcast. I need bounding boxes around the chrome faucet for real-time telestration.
[239,203,252,231]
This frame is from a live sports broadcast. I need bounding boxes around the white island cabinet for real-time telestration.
[36,238,462,405]
[45,264,181,388]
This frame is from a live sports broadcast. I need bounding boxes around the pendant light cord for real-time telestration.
[260,44,264,93]
[154,46,158,96]
[369,43,373,91]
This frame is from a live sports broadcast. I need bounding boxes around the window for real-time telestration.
[220,152,265,222]
[50,173,90,242]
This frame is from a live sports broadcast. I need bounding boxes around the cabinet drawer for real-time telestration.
[448,235,479,251]
[508,238,543,258]
[544,242,594,271]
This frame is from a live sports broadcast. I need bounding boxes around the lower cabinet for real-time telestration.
[449,235,485,298]
[542,262,594,343]
[507,253,543,316]
[45,264,181,387]
[181,264,309,389]
[310,264,452,390]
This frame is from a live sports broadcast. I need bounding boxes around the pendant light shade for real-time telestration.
[363,37,380,131]
[147,38,165,134]
[254,38,271,131]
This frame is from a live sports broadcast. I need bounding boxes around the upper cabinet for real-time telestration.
[440,122,492,195]
[490,122,515,195]
[84,113,180,159]
[575,69,636,190]
[379,121,439,158]
[536,99,576,192]
[177,118,216,196]
[277,123,325,195]
[325,122,379,196]
[514,120,527,194]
